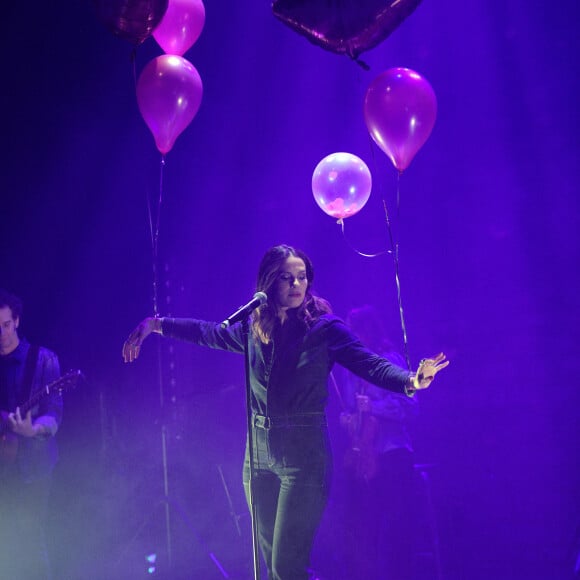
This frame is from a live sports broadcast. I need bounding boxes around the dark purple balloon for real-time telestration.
[94,0,169,45]
[272,0,422,59]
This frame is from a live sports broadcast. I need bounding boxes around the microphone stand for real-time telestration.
[241,317,261,580]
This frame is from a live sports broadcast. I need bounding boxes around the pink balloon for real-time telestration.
[312,152,372,219]
[136,55,203,155]
[364,67,437,172]
[153,0,205,55]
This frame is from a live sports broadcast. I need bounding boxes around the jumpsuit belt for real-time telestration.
[252,413,327,429]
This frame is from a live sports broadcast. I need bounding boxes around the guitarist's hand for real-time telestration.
[122,317,163,362]
[7,407,43,438]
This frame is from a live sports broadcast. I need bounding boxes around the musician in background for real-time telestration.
[339,304,419,580]
[0,289,63,579]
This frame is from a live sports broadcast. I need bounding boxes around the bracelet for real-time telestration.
[405,373,418,396]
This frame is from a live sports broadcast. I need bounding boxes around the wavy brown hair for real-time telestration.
[251,245,331,343]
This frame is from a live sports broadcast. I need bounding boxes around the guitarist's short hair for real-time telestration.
[0,289,23,320]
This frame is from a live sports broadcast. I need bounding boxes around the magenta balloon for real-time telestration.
[153,0,205,55]
[364,67,437,172]
[136,55,203,154]
[312,152,372,219]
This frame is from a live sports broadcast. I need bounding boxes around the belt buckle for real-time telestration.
[255,415,272,429]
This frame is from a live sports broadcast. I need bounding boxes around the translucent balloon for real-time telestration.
[364,67,437,172]
[312,152,372,219]
[153,0,205,56]
[136,55,203,155]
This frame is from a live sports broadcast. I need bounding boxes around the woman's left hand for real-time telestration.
[413,353,449,390]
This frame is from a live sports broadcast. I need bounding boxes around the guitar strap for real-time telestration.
[19,344,40,406]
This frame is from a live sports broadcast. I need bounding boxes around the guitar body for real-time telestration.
[0,411,19,464]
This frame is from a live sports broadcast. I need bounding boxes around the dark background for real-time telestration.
[1,1,579,578]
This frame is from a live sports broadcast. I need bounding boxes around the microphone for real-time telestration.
[220,292,267,328]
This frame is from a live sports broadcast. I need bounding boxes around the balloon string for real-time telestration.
[337,219,391,258]
[131,46,163,317]
[338,194,411,369]
[396,170,402,216]
[382,173,411,371]
[147,155,166,317]
[363,132,412,369]
[130,47,138,88]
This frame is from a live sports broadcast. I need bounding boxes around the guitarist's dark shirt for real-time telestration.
[0,338,62,481]
[0,349,22,411]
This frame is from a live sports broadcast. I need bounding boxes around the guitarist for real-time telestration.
[339,305,419,580]
[0,289,63,580]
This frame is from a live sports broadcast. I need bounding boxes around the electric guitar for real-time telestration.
[0,369,82,463]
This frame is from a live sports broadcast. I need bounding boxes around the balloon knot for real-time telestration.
[347,51,370,71]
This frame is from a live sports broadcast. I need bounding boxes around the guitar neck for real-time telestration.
[19,386,48,416]
[0,370,81,437]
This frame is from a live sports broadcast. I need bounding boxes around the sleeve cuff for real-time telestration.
[33,416,58,437]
